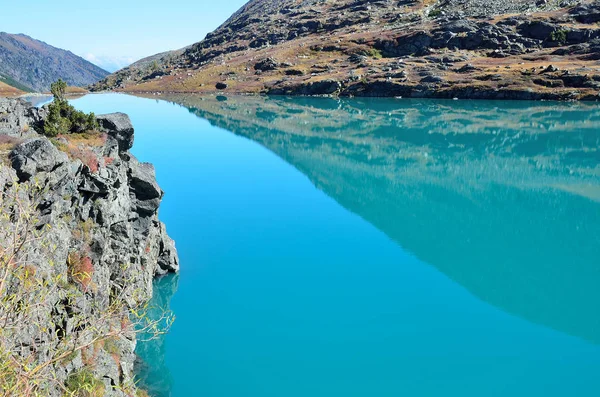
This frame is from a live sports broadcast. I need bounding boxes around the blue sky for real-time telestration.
[2,0,248,72]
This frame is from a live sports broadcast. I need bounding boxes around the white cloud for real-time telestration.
[83,53,136,73]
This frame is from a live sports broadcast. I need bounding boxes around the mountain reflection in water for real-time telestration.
[152,94,600,344]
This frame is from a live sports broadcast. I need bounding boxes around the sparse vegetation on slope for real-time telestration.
[92,0,600,100]
[0,72,33,93]
[0,81,23,97]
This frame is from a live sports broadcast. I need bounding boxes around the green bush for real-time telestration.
[42,79,97,137]
[550,29,568,44]
[429,8,442,18]
[367,48,383,59]
[65,369,105,397]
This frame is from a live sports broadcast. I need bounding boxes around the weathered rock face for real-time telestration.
[0,98,178,396]
[10,138,69,180]
[97,113,135,151]
[0,98,46,136]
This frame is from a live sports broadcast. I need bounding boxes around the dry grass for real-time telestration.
[0,136,23,165]
[51,132,106,173]
[59,131,107,147]
[41,85,89,96]
[67,250,95,292]
[0,81,24,97]
[65,86,89,94]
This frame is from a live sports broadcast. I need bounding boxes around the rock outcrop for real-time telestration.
[0,98,178,396]
[91,0,600,100]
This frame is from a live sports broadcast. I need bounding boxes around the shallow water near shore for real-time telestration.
[69,93,600,397]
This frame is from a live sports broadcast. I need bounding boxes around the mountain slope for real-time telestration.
[92,0,600,100]
[0,32,109,92]
[0,81,23,96]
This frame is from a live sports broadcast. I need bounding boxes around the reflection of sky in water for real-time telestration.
[71,94,600,397]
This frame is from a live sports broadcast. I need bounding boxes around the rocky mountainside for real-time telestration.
[92,0,600,100]
[0,33,109,92]
[0,98,178,395]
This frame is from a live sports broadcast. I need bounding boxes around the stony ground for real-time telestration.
[92,0,600,100]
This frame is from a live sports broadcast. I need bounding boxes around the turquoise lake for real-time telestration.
[69,94,600,397]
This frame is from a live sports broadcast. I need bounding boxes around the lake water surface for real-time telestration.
[70,94,600,397]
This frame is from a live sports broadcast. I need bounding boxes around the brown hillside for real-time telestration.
[92,0,600,100]
[0,81,23,97]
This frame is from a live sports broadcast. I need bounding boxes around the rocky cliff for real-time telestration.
[92,0,600,100]
[0,32,109,92]
[0,98,178,396]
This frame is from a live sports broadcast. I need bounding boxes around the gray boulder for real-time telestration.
[517,21,557,41]
[97,113,135,151]
[157,222,180,275]
[10,138,68,181]
[129,158,162,200]
[129,157,163,215]
[0,98,41,136]
[571,3,600,24]
[254,57,279,71]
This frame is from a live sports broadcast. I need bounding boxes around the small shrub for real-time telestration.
[55,142,99,173]
[70,146,99,173]
[50,132,106,173]
[65,369,105,397]
[103,338,120,356]
[42,79,98,137]
[429,8,442,18]
[367,48,383,59]
[72,219,94,245]
[68,250,94,291]
[550,29,568,44]
[149,60,160,73]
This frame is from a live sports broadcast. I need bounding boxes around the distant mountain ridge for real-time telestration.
[89,47,187,92]
[92,0,600,100]
[0,32,109,92]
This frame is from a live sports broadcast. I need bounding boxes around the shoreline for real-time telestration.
[80,88,600,102]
